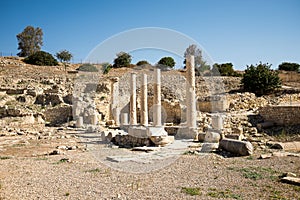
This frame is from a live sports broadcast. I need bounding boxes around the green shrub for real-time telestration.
[24,51,58,66]
[77,63,98,72]
[241,62,281,95]
[278,62,300,71]
[102,63,112,74]
[158,57,175,68]
[136,60,150,66]
[212,63,241,77]
[113,52,132,68]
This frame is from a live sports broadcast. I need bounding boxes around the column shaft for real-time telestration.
[141,74,148,126]
[130,73,137,125]
[153,68,162,126]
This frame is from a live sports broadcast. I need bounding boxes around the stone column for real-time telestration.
[109,77,119,120]
[130,73,137,125]
[186,55,197,128]
[153,68,162,126]
[140,74,148,126]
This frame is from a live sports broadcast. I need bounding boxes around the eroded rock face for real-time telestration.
[34,94,63,106]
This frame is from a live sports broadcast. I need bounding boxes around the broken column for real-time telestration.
[140,73,148,126]
[109,77,119,121]
[186,55,197,128]
[153,68,162,126]
[130,73,137,125]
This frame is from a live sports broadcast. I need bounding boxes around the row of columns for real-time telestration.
[110,55,196,130]
[129,68,162,127]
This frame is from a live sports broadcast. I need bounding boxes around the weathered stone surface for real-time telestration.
[43,105,72,126]
[149,135,174,147]
[113,134,152,148]
[271,141,300,152]
[219,138,253,156]
[281,177,300,186]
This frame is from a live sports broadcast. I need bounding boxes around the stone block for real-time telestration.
[204,131,221,143]
[128,126,148,138]
[146,126,168,137]
[149,135,174,146]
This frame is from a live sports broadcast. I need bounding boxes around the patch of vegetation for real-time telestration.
[241,62,281,95]
[24,51,58,66]
[102,63,112,74]
[207,188,242,199]
[53,158,69,164]
[158,56,175,68]
[269,190,287,200]
[212,63,242,77]
[245,155,254,160]
[12,143,26,147]
[182,150,199,155]
[77,63,98,72]
[136,60,150,66]
[65,192,70,196]
[113,52,132,68]
[278,62,300,72]
[85,168,101,173]
[181,187,201,196]
[228,166,279,181]
[0,156,12,160]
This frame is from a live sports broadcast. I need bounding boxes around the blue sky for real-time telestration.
[1,0,299,69]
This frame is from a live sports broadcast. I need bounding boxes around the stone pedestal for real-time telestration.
[130,73,137,125]
[113,107,120,126]
[211,114,223,130]
[90,114,98,125]
[121,113,129,125]
[76,116,83,128]
[153,68,162,126]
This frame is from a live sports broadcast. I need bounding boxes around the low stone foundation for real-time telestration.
[113,134,153,148]
[259,105,300,125]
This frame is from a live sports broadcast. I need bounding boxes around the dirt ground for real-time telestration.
[0,128,299,200]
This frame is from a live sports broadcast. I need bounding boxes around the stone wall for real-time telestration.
[43,105,72,126]
[259,105,300,125]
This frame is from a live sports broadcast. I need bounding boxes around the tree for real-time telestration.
[113,52,132,68]
[241,62,281,95]
[23,51,58,66]
[158,57,175,68]
[278,62,300,72]
[77,63,98,72]
[17,26,43,57]
[184,44,210,74]
[56,50,73,71]
[212,63,241,76]
[136,60,150,66]
[56,50,73,63]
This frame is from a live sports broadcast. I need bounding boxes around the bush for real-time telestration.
[158,57,175,68]
[278,62,300,72]
[212,63,241,76]
[77,63,98,72]
[241,63,281,95]
[113,52,132,68]
[136,60,150,66]
[24,51,58,66]
[102,63,112,74]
